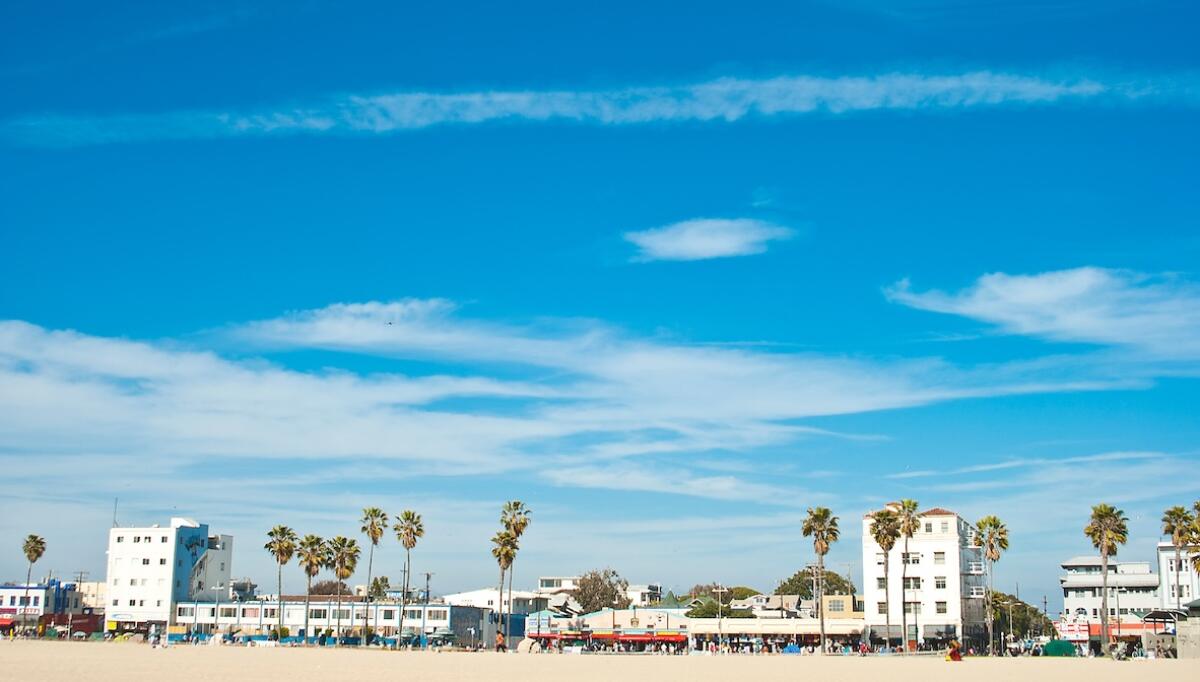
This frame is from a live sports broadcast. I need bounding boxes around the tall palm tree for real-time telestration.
[491,530,517,644]
[1084,504,1128,654]
[22,535,46,628]
[395,510,424,646]
[326,536,361,646]
[1192,500,1200,574]
[297,534,328,645]
[974,515,1009,655]
[869,509,900,650]
[802,507,839,653]
[359,507,389,646]
[264,525,298,638]
[896,499,921,653]
[1162,506,1194,610]
[501,501,531,640]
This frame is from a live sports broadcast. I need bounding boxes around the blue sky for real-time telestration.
[1,1,1198,610]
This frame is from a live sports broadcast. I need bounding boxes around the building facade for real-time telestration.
[1059,556,1160,622]
[104,517,233,630]
[1156,541,1200,610]
[0,579,85,626]
[861,505,986,647]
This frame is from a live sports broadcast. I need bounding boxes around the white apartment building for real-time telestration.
[442,588,545,615]
[104,517,233,630]
[626,584,663,607]
[535,576,580,595]
[862,505,987,647]
[1156,541,1199,610]
[1059,556,1159,622]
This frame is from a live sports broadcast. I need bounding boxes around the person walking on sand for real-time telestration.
[495,631,506,652]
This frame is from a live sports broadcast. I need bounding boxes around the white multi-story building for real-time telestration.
[626,584,663,607]
[104,517,232,630]
[442,588,546,616]
[1059,556,1159,622]
[1156,541,1199,610]
[862,505,986,647]
[535,576,580,595]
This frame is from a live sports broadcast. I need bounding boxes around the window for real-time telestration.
[903,577,921,590]
[310,609,327,619]
[405,609,421,620]
[117,536,124,543]
[902,553,920,565]
[220,607,237,617]
[156,600,162,607]
[178,607,194,617]
[264,608,278,618]
[940,521,949,533]
[243,608,260,618]
[161,536,168,543]
[129,600,136,606]
[130,579,137,586]
[934,552,946,565]
[828,599,845,612]
[427,609,448,620]
[925,522,933,533]
[969,586,986,598]
[112,599,119,606]
[876,602,888,614]
[160,558,167,565]
[935,577,947,590]
[876,578,886,589]
[335,609,350,620]
[142,558,150,565]
[904,602,921,615]
[144,536,151,543]
[936,602,948,614]
[133,536,141,543]
[875,553,885,566]
[382,609,396,620]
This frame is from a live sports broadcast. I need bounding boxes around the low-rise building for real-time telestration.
[1059,556,1159,622]
[626,584,662,607]
[0,579,86,627]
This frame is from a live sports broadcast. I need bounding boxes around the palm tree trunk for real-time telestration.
[24,562,33,631]
[986,560,994,655]
[883,556,891,651]
[900,536,908,653]
[507,562,515,644]
[399,550,410,648]
[1099,549,1110,655]
[817,554,826,654]
[497,566,506,647]
[304,574,312,646]
[336,580,343,647]
[277,562,284,638]
[363,544,374,647]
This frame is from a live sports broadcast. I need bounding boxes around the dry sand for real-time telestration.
[3,640,1197,682]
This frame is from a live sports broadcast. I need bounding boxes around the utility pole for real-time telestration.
[712,585,728,653]
[69,571,88,640]
[420,572,433,649]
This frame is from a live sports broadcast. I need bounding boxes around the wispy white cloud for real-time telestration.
[624,218,793,261]
[887,267,1200,360]
[3,70,1162,147]
[885,450,1164,479]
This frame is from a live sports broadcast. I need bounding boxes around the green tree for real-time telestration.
[308,579,348,595]
[359,507,388,646]
[491,530,517,637]
[775,569,854,598]
[685,600,755,618]
[369,576,391,599]
[803,506,840,653]
[501,501,531,641]
[974,515,1009,655]
[395,510,424,645]
[1084,504,1128,654]
[869,509,900,650]
[728,586,761,600]
[21,534,46,628]
[297,534,329,643]
[264,525,298,637]
[574,568,631,613]
[989,592,1055,641]
[1162,505,1194,610]
[896,500,920,653]
[326,536,361,645]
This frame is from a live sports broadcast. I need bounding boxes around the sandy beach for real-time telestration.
[3,640,1196,682]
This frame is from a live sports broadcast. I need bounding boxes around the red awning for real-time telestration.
[0,618,15,627]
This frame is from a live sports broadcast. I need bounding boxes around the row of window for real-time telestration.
[115,535,171,544]
[875,577,950,590]
[6,596,40,606]
[176,606,450,621]
[114,599,163,607]
[875,551,951,566]
[111,557,172,566]
[877,601,950,615]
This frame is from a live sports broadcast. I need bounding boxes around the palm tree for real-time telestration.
[264,525,298,638]
[501,501,531,640]
[21,535,46,629]
[297,534,328,644]
[896,499,920,653]
[359,507,389,646]
[395,510,424,646]
[802,507,839,653]
[1162,506,1194,610]
[974,515,1009,655]
[1084,504,1128,654]
[491,530,517,644]
[869,509,900,650]
[326,536,361,646]
[1192,500,1200,574]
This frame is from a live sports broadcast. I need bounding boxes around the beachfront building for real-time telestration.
[442,587,546,616]
[75,580,108,610]
[104,517,233,632]
[172,598,493,646]
[1157,541,1200,610]
[1057,555,1161,650]
[861,505,987,649]
[0,579,86,629]
[535,576,580,596]
[728,594,809,618]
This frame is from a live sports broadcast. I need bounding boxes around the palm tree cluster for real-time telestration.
[263,505,423,646]
[489,501,531,643]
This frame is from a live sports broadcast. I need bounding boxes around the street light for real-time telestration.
[712,585,728,653]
